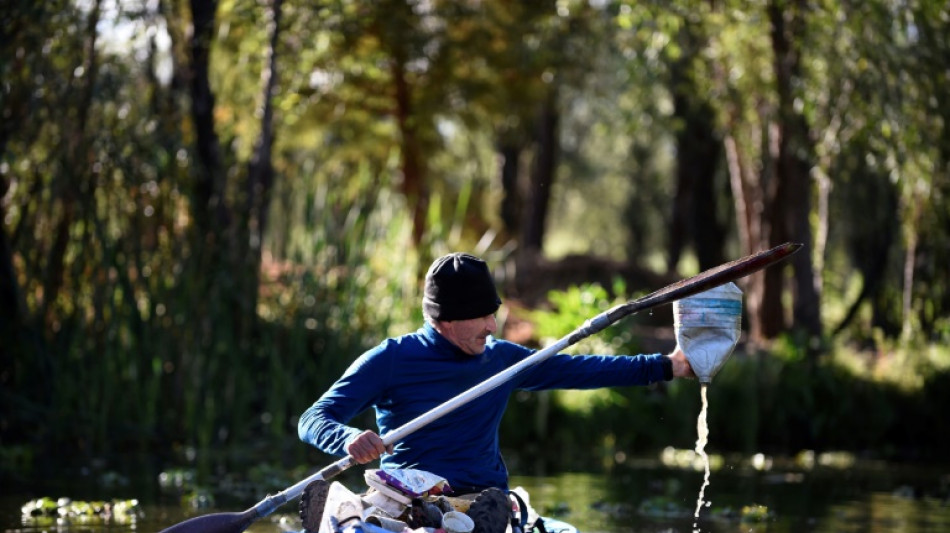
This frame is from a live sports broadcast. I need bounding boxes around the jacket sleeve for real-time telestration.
[297,345,391,456]
[512,344,672,391]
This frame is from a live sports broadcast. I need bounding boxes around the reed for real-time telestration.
[5,158,429,476]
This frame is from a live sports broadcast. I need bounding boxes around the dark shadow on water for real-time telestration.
[3,453,949,533]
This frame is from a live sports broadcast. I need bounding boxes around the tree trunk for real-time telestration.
[901,204,920,340]
[759,121,788,340]
[523,92,559,252]
[498,142,524,241]
[183,0,230,446]
[717,1,821,344]
[724,132,772,343]
[667,18,727,274]
[243,0,282,337]
[391,51,428,249]
[189,0,228,244]
[668,57,726,273]
[769,0,822,342]
[0,181,21,338]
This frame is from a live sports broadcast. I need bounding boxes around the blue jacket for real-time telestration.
[298,323,672,492]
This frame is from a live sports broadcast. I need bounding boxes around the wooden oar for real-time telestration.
[159,242,801,533]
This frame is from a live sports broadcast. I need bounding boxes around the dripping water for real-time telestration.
[692,383,711,532]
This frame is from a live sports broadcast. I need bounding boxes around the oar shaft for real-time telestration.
[276,455,355,504]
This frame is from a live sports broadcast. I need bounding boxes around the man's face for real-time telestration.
[438,314,497,355]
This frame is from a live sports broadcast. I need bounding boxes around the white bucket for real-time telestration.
[673,282,742,383]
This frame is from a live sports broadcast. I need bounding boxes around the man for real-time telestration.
[298,253,694,530]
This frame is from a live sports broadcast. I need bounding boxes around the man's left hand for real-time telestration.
[668,346,695,378]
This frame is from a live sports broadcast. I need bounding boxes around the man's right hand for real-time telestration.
[346,430,392,464]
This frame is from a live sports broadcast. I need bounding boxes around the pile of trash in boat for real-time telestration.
[298,469,557,533]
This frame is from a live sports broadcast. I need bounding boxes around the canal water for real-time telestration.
[3,455,949,532]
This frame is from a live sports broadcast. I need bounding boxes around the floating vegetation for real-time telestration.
[659,446,725,472]
[740,504,773,523]
[21,497,142,526]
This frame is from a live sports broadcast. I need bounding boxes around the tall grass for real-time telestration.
[3,165,427,480]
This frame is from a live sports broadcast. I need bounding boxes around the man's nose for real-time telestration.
[485,316,497,333]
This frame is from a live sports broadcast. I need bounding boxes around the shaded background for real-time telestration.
[2,0,949,500]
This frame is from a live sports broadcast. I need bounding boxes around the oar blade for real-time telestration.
[159,509,257,533]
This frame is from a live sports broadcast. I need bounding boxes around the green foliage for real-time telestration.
[528,279,640,356]
[21,497,143,526]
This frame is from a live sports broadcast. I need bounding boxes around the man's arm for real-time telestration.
[297,398,364,456]
[297,346,390,457]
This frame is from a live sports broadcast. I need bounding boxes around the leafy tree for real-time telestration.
[2,0,948,470]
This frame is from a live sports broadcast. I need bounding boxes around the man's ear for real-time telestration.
[431,319,449,336]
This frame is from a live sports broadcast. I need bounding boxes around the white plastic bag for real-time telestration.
[673,282,742,383]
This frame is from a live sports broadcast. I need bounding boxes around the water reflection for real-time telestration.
[2,459,948,532]
[508,461,950,533]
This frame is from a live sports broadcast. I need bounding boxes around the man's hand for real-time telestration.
[667,346,696,378]
[346,430,393,464]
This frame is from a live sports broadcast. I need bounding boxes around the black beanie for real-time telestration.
[423,253,501,321]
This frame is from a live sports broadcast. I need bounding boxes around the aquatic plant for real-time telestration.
[740,504,772,523]
[20,496,142,526]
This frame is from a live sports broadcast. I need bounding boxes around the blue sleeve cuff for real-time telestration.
[660,355,674,381]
